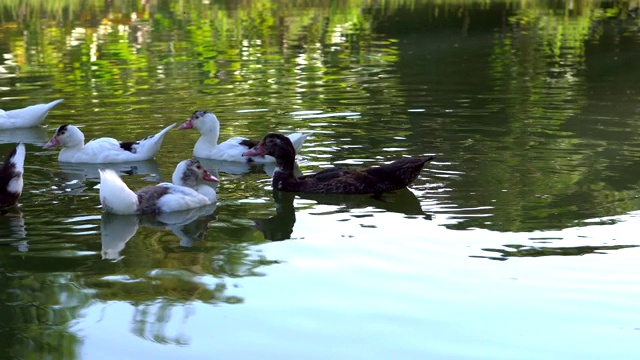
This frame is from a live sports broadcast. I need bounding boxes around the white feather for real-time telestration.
[155,184,216,213]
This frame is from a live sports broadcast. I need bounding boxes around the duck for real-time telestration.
[98,158,219,215]
[242,133,435,195]
[0,143,26,208]
[0,99,64,129]
[178,110,309,162]
[43,123,176,163]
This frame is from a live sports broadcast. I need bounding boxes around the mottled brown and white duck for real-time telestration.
[98,158,219,215]
[242,133,435,195]
[0,143,26,208]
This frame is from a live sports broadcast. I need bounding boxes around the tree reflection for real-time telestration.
[0,271,86,359]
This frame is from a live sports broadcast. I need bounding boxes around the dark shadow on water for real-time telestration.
[473,244,639,261]
[252,191,297,242]
[253,188,430,241]
[101,204,218,260]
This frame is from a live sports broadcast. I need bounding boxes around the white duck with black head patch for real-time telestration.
[43,123,175,163]
[178,110,310,163]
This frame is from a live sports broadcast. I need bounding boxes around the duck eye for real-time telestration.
[196,165,202,169]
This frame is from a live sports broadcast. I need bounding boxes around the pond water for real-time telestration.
[1,1,640,359]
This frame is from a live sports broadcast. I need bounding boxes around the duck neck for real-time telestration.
[64,131,86,151]
[195,119,221,148]
[272,156,298,191]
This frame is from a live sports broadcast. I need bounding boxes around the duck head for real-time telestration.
[172,158,220,188]
[242,133,296,161]
[178,110,220,134]
[43,124,85,149]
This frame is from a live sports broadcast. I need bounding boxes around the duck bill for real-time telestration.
[242,142,266,157]
[202,170,220,182]
[42,136,60,149]
[178,118,193,129]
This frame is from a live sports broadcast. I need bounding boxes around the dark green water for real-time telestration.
[1,1,640,359]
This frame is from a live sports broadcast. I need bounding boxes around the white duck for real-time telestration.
[178,110,309,162]
[98,158,219,215]
[0,99,64,129]
[0,143,26,208]
[43,123,175,163]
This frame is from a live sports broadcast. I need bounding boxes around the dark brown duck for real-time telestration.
[242,133,435,195]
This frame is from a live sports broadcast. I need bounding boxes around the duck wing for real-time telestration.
[295,167,379,194]
[298,167,345,182]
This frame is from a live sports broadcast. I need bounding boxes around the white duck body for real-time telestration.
[179,110,309,163]
[99,158,219,215]
[43,123,175,163]
[0,143,26,208]
[0,99,63,129]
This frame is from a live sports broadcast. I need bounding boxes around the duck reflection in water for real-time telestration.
[101,204,217,260]
[55,159,162,183]
[0,127,48,146]
[252,188,429,242]
[0,208,27,252]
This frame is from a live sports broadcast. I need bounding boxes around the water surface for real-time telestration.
[1,1,640,359]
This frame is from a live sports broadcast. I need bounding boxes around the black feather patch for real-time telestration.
[56,124,69,134]
[239,138,260,149]
[119,141,140,153]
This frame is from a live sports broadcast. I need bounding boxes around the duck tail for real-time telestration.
[5,143,26,171]
[136,123,176,159]
[368,156,435,190]
[98,169,139,215]
[397,156,435,185]
[286,132,310,154]
[2,143,26,198]
[43,99,64,111]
